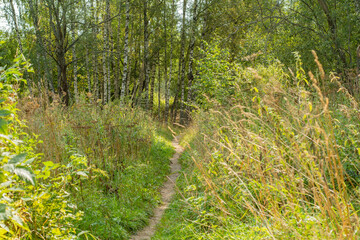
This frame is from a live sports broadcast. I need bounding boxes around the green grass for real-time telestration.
[76,135,174,239]
[19,98,175,239]
[154,60,360,239]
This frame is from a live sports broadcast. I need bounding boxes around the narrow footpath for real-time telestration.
[131,136,184,240]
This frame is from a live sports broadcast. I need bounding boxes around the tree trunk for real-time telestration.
[9,0,23,53]
[85,47,92,93]
[158,54,161,120]
[92,0,100,101]
[186,0,198,122]
[164,0,175,123]
[72,22,79,103]
[107,8,112,103]
[121,0,130,103]
[102,10,109,104]
[150,63,156,112]
[179,0,187,124]
[317,0,347,69]
[357,45,360,91]
[115,2,122,99]
[58,53,69,105]
[143,0,150,108]
[102,20,108,104]
[11,0,33,94]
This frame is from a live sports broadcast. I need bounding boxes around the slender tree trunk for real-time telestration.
[132,24,142,106]
[317,0,347,70]
[143,0,150,108]
[114,2,122,99]
[84,3,92,95]
[72,22,79,103]
[121,0,130,103]
[357,45,360,91]
[107,10,112,103]
[163,1,169,123]
[179,0,187,124]
[102,20,108,104]
[186,0,198,122]
[11,0,34,94]
[102,10,109,104]
[85,47,92,93]
[158,54,161,120]
[166,0,176,123]
[150,63,156,112]
[92,0,100,101]
[9,0,23,53]
[48,4,70,105]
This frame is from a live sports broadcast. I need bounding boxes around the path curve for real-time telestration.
[131,136,184,240]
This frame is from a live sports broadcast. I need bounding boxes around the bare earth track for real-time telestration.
[131,136,184,240]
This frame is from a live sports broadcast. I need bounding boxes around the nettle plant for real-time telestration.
[0,57,94,239]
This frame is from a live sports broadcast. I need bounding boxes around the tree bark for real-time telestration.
[164,0,175,123]
[121,0,130,103]
[158,53,161,120]
[179,0,187,124]
[92,0,100,101]
[149,62,156,112]
[143,0,150,108]
[185,0,198,122]
[72,22,79,103]
[102,17,108,104]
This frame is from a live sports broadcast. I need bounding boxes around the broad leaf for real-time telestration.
[8,153,27,165]
[14,167,36,186]
[0,119,7,135]
[0,110,11,117]
[0,204,8,221]
[76,171,88,178]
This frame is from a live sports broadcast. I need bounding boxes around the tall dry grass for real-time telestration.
[183,53,360,239]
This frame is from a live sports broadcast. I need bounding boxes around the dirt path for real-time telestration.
[130,136,184,240]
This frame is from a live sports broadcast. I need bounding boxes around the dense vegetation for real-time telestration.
[0,0,360,239]
[155,47,360,239]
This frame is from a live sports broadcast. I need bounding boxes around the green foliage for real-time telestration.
[0,58,100,239]
[19,96,175,239]
[193,41,235,108]
[155,49,360,239]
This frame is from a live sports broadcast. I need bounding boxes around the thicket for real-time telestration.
[18,96,175,239]
[155,43,360,239]
[0,57,175,239]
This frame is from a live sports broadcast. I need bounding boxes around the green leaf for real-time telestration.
[0,110,11,117]
[0,119,7,135]
[3,164,15,173]
[0,204,8,221]
[11,214,26,228]
[0,222,10,233]
[8,153,27,165]
[14,166,36,186]
[43,161,54,167]
[76,171,88,178]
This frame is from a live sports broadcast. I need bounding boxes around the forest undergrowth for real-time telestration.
[18,96,176,239]
[154,48,360,239]
[0,58,175,239]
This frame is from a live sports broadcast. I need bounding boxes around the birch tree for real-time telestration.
[120,0,130,103]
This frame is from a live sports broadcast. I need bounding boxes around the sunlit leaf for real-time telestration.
[8,153,27,165]
[0,119,7,135]
[14,166,36,186]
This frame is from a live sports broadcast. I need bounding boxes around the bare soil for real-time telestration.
[130,136,184,240]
